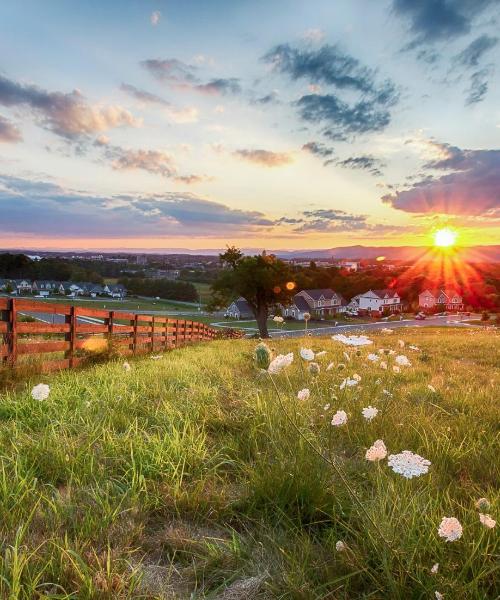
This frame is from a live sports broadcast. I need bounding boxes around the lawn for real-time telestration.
[31,296,200,313]
[0,329,498,598]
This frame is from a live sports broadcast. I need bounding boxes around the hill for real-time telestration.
[0,329,498,598]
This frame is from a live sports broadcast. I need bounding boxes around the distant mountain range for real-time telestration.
[2,245,500,262]
[271,245,500,262]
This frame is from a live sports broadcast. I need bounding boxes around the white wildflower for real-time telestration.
[335,540,346,552]
[431,563,439,574]
[435,592,444,600]
[479,513,496,529]
[297,388,310,401]
[383,389,392,396]
[409,345,420,351]
[31,383,50,401]
[352,373,361,381]
[300,348,315,361]
[380,361,388,370]
[123,361,131,372]
[428,384,436,393]
[367,353,380,362]
[365,439,387,461]
[268,352,294,374]
[398,339,405,348]
[331,410,348,426]
[151,355,162,360]
[388,451,431,479]
[326,362,334,371]
[273,315,284,323]
[362,406,379,421]
[340,377,360,390]
[395,355,411,367]
[323,403,330,411]
[438,517,463,542]
[332,334,373,346]
[381,328,394,334]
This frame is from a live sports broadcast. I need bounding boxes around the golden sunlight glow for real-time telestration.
[434,228,458,248]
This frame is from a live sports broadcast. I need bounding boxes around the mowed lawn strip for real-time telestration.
[0,328,498,599]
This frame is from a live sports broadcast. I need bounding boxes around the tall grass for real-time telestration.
[0,328,498,598]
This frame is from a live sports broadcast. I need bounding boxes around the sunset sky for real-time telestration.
[1,0,499,251]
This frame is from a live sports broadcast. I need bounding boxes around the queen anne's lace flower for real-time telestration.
[362,406,379,421]
[332,334,373,346]
[395,355,411,367]
[297,388,310,401]
[438,517,463,542]
[331,410,348,426]
[431,563,439,574]
[323,403,330,411]
[335,540,346,552]
[31,383,50,401]
[367,353,380,362]
[380,361,388,370]
[479,513,496,529]
[268,352,294,374]
[393,365,401,373]
[300,348,315,361]
[475,498,491,511]
[388,451,431,479]
[435,592,443,600]
[340,377,360,390]
[273,315,284,323]
[123,362,131,372]
[365,439,387,461]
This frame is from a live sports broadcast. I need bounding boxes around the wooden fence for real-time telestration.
[0,298,217,372]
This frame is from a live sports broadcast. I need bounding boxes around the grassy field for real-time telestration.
[0,329,498,598]
[30,296,201,313]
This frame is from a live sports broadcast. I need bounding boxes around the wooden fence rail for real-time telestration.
[0,298,217,372]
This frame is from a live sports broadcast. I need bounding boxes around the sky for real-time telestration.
[0,0,499,251]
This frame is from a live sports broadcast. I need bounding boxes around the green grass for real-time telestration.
[28,296,200,313]
[0,329,498,598]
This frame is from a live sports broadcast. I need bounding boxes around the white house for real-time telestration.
[225,297,254,319]
[281,294,313,320]
[419,289,464,311]
[358,289,402,313]
[339,260,360,272]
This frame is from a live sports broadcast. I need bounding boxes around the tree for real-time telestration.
[211,247,295,338]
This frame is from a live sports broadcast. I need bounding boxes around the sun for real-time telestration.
[434,227,458,248]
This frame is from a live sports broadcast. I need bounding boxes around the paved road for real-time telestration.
[269,314,480,338]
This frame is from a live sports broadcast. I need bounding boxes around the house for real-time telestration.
[419,289,464,311]
[32,280,60,293]
[225,298,254,319]
[280,288,346,320]
[104,284,127,299]
[347,294,362,312]
[339,260,360,272]
[295,288,345,318]
[358,289,402,314]
[12,279,33,295]
[58,282,85,296]
[281,294,312,320]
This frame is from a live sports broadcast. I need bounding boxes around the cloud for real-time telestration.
[336,155,385,176]
[120,83,199,122]
[302,141,334,159]
[0,174,273,238]
[0,74,141,139]
[233,148,294,167]
[290,208,406,234]
[382,142,500,216]
[150,10,161,26]
[465,66,494,104]
[297,94,392,139]
[302,28,326,43]
[0,114,22,143]
[454,34,498,68]
[392,0,499,47]
[140,58,241,95]
[263,43,399,139]
[102,144,207,183]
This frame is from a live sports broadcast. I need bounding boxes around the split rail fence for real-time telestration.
[0,298,217,372]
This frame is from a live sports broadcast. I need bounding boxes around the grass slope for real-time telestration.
[0,329,498,599]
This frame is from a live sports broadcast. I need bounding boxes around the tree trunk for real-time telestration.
[255,303,269,338]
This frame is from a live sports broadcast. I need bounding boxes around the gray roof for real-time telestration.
[292,295,311,311]
[301,288,338,300]
[234,298,252,313]
[372,289,399,299]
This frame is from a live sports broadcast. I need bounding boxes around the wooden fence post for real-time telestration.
[7,298,17,367]
[151,315,156,352]
[107,310,115,350]
[65,305,77,368]
[133,314,139,354]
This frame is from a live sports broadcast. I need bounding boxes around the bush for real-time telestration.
[481,311,490,322]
